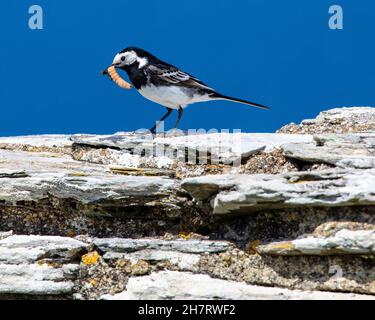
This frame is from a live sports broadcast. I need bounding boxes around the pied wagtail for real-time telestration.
[103,47,269,133]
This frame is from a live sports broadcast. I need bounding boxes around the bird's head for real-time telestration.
[109,47,152,71]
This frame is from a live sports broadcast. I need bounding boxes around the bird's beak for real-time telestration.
[102,62,123,75]
[101,64,114,76]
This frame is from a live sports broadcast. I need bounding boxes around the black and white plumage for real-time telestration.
[104,47,269,133]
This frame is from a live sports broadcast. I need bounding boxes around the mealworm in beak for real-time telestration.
[107,66,132,90]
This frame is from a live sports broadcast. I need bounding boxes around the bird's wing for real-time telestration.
[147,64,215,91]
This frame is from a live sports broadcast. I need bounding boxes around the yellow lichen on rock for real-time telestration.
[131,260,150,276]
[88,278,99,287]
[270,242,295,250]
[82,251,101,266]
[70,172,88,177]
[179,231,191,239]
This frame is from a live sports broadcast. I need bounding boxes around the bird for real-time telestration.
[103,47,269,133]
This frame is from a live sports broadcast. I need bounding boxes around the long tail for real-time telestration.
[212,93,270,110]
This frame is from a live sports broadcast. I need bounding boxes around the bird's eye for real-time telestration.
[121,56,126,61]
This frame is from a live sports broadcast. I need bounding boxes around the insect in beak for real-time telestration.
[102,65,132,90]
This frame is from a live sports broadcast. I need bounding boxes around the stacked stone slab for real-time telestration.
[0,107,374,299]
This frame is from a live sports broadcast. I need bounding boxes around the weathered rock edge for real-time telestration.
[181,169,375,214]
[102,271,375,300]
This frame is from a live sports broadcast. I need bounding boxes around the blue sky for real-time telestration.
[1,0,374,135]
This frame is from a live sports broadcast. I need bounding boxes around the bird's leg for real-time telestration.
[149,108,173,133]
[174,106,184,129]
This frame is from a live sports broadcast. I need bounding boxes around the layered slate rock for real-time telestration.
[278,107,375,134]
[257,229,375,256]
[0,173,178,207]
[0,234,236,298]
[282,133,375,169]
[0,234,87,296]
[0,234,87,263]
[71,132,312,167]
[0,149,182,220]
[93,238,232,269]
[0,134,73,153]
[102,271,375,300]
[0,107,374,299]
[181,169,375,214]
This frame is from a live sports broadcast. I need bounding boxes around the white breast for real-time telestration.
[138,84,212,109]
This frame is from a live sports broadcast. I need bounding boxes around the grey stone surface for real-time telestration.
[0,134,74,148]
[257,229,375,256]
[0,107,374,299]
[71,132,312,167]
[0,231,13,240]
[94,238,232,269]
[182,169,375,214]
[102,271,375,300]
[0,234,234,297]
[0,149,181,219]
[103,250,200,269]
[0,235,87,264]
[278,107,375,134]
[0,264,77,295]
[154,133,312,164]
[282,133,375,169]
[0,235,85,296]
[94,238,232,254]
